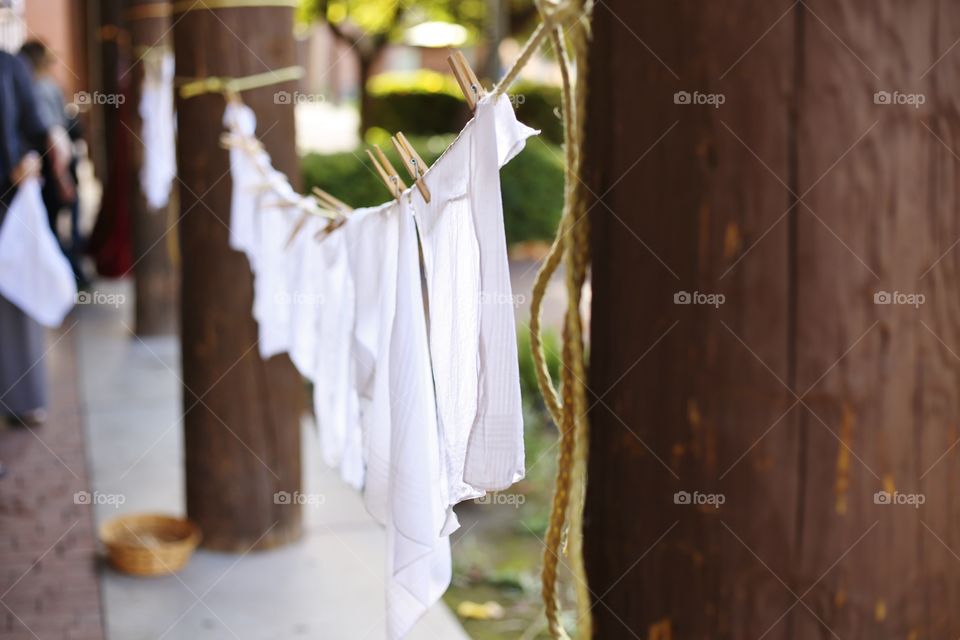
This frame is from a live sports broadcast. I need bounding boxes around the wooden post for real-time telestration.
[173,3,303,551]
[127,0,178,336]
[584,1,960,637]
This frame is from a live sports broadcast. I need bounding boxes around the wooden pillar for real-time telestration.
[173,3,303,551]
[584,1,960,637]
[127,0,178,336]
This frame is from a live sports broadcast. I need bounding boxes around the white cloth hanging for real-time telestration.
[223,93,538,640]
[342,199,450,640]
[345,202,399,526]
[412,93,537,526]
[461,94,532,490]
[300,218,362,488]
[385,198,450,640]
[139,51,177,211]
[0,177,76,327]
[224,102,262,265]
[250,190,299,360]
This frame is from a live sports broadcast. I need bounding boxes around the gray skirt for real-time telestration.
[0,280,48,418]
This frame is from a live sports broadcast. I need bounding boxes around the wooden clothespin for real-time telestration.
[285,212,312,249]
[312,187,353,215]
[314,215,348,241]
[366,144,406,200]
[390,132,430,203]
[447,50,484,111]
[309,187,353,242]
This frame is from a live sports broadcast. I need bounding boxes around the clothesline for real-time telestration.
[131,0,594,634]
[223,85,537,639]
[213,5,594,635]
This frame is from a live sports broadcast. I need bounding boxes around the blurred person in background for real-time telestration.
[0,48,71,472]
[19,39,88,288]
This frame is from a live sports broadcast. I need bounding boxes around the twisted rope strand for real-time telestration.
[512,1,592,636]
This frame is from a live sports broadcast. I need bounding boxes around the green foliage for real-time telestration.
[366,71,564,145]
[301,133,563,244]
[499,138,563,244]
[366,71,469,137]
[510,81,563,146]
[298,0,487,38]
[298,0,405,35]
[516,323,561,413]
[367,69,461,97]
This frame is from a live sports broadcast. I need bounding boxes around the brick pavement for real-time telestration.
[0,321,106,640]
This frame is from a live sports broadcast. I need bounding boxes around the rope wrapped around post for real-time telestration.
[494,1,594,637]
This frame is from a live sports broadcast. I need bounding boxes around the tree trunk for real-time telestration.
[357,53,375,137]
[127,0,178,336]
[96,0,125,183]
[584,1,960,638]
[173,4,303,551]
[482,0,505,82]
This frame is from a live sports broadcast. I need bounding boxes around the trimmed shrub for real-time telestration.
[366,71,564,144]
[366,70,469,136]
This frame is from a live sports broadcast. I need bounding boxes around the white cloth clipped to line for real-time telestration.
[139,51,177,211]
[0,177,77,327]
[224,92,537,640]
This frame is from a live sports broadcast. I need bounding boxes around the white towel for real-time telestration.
[0,177,77,327]
[224,102,262,265]
[461,94,534,490]
[250,187,299,361]
[286,215,324,379]
[345,202,400,525]
[139,52,177,211]
[385,197,450,640]
[412,93,537,518]
[305,220,361,488]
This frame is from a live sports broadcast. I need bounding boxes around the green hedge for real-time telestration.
[366,70,469,137]
[365,70,565,145]
[301,133,563,245]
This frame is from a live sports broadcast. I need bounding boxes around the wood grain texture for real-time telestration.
[128,0,179,336]
[174,4,303,551]
[584,1,960,637]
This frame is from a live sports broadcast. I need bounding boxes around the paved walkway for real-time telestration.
[75,279,468,640]
[0,320,107,640]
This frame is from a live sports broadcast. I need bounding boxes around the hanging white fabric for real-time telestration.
[0,177,77,327]
[222,92,537,640]
[139,51,177,211]
[412,94,537,527]
[224,102,262,262]
[461,94,531,490]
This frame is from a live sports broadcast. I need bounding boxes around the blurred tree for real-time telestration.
[298,0,539,134]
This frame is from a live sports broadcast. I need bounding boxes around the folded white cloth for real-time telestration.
[461,94,533,490]
[345,202,399,526]
[223,94,537,640]
[250,186,299,361]
[139,52,177,211]
[0,177,77,327]
[411,93,537,525]
[303,219,362,488]
[385,197,450,640]
[224,102,267,267]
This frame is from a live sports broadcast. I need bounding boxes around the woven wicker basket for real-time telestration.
[100,513,201,576]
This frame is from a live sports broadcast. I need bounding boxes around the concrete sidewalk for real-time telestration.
[76,279,468,640]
